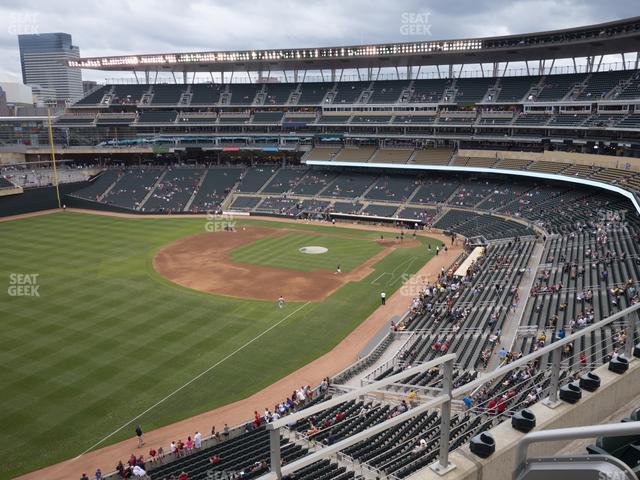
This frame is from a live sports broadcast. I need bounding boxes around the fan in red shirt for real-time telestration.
[178,472,189,480]
[487,399,497,415]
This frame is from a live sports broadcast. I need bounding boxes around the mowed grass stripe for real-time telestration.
[229,232,384,273]
[0,212,441,479]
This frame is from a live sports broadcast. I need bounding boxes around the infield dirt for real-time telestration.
[153,226,419,302]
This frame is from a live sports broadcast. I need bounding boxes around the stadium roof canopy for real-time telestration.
[69,17,640,73]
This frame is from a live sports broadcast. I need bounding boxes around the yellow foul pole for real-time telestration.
[47,108,62,209]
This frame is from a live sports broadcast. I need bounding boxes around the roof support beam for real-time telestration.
[622,52,627,69]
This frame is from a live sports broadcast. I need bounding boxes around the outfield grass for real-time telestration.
[0,212,441,479]
[228,231,384,272]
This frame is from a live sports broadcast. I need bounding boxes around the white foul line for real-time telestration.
[76,301,311,458]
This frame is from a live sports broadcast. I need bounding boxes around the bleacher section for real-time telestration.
[365,175,420,202]
[535,73,583,101]
[143,168,203,212]
[575,70,632,100]
[103,169,162,209]
[237,166,280,192]
[111,85,148,105]
[454,78,494,103]
[369,80,410,103]
[611,71,640,100]
[228,84,261,104]
[264,83,294,105]
[74,85,110,105]
[189,168,243,213]
[435,209,534,239]
[190,84,224,104]
[332,82,368,104]
[494,76,540,102]
[148,427,306,480]
[409,79,448,103]
[150,84,184,105]
[324,172,378,199]
[298,82,332,104]
[73,170,120,201]
[230,196,262,211]
[261,168,308,194]
[72,70,640,115]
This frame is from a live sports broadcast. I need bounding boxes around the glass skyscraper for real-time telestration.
[18,32,83,102]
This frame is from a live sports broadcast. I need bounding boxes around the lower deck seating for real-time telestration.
[434,209,535,239]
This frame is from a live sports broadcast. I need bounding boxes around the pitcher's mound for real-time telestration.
[299,246,328,255]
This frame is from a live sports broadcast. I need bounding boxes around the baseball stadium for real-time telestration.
[2,8,640,480]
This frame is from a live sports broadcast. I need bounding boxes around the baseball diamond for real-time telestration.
[2,7,640,480]
[0,212,442,478]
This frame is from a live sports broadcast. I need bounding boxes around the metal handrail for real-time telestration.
[452,301,640,401]
[514,422,640,479]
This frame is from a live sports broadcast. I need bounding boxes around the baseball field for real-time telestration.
[0,212,442,479]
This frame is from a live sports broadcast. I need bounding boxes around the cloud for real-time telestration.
[0,0,637,83]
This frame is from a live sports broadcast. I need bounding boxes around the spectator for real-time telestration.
[135,425,143,448]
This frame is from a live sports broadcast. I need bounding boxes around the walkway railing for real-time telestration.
[258,301,640,479]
